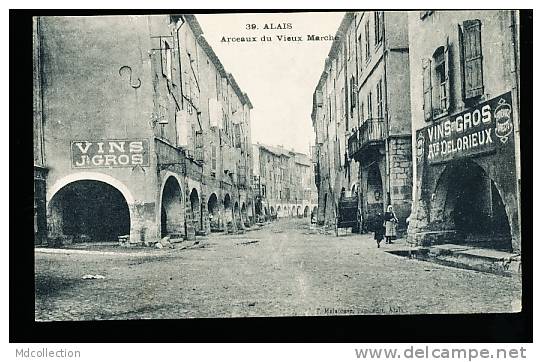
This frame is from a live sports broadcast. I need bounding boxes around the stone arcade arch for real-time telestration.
[241,202,248,226]
[224,194,232,224]
[276,205,281,217]
[431,160,513,251]
[296,206,301,217]
[190,188,201,232]
[303,205,310,217]
[48,179,130,242]
[291,206,296,217]
[208,193,219,231]
[160,176,184,238]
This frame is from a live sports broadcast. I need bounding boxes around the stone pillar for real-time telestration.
[200,192,210,235]
[388,137,413,229]
[184,190,195,241]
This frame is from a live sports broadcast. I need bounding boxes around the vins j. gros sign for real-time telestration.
[71,139,149,168]
[416,92,513,164]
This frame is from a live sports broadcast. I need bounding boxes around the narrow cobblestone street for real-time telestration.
[35,219,522,321]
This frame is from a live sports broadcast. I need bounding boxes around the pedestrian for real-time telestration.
[383,205,399,244]
[374,212,384,248]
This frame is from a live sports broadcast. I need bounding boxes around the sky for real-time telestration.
[197,12,345,155]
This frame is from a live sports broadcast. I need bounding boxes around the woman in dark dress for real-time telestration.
[374,212,385,248]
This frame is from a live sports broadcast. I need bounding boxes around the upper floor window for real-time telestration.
[459,19,484,101]
[161,40,172,80]
[367,91,373,120]
[422,40,451,121]
[359,101,365,126]
[349,75,356,117]
[357,33,363,72]
[376,79,383,119]
[364,20,371,63]
[374,12,384,46]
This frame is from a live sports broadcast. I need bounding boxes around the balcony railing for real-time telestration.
[348,118,386,159]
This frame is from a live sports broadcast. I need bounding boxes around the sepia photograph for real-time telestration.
[24,9,530,339]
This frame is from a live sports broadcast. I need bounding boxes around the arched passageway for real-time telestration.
[365,164,384,231]
[296,206,301,217]
[190,188,201,231]
[276,206,281,217]
[161,177,184,238]
[49,180,130,242]
[208,193,219,231]
[291,206,296,217]
[234,201,241,228]
[224,194,232,224]
[303,206,310,217]
[433,160,512,251]
[241,202,248,226]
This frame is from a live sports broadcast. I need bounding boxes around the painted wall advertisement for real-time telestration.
[71,139,150,168]
[416,91,513,164]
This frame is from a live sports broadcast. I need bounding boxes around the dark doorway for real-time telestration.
[441,161,512,251]
[161,177,183,238]
[190,188,201,231]
[49,180,130,242]
[208,193,219,231]
[365,164,384,231]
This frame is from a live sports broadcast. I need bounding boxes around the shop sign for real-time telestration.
[71,139,149,168]
[417,92,513,164]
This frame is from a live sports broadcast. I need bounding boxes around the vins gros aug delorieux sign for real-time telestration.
[416,92,513,164]
[71,139,149,168]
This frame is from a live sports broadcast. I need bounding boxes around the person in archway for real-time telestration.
[383,205,398,244]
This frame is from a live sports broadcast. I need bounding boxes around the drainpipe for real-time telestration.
[382,15,391,209]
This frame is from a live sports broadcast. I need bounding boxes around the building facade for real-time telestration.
[312,11,412,230]
[406,11,521,253]
[252,143,318,220]
[35,14,254,245]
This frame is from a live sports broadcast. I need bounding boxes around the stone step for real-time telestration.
[386,242,521,276]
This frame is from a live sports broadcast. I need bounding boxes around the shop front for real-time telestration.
[409,92,520,252]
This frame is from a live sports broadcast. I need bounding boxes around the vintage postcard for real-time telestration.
[32,10,523,322]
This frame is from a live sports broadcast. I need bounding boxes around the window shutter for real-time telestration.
[176,110,188,147]
[422,58,433,121]
[195,131,203,162]
[351,76,356,109]
[462,20,484,99]
[444,37,451,112]
[458,24,466,101]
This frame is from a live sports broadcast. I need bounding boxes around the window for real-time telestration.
[367,92,373,120]
[374,12,384,46]
[359,101,364,126]
[364,20,371,62]
[195,131,203,162]
[350,75,356,115]
[376,79,383,119]
[459,20,484,100]
[357,34,363,72]
[434,49,447,112]
[211,145,217,171]
[161,40,172,80]
[422,40,451,121]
